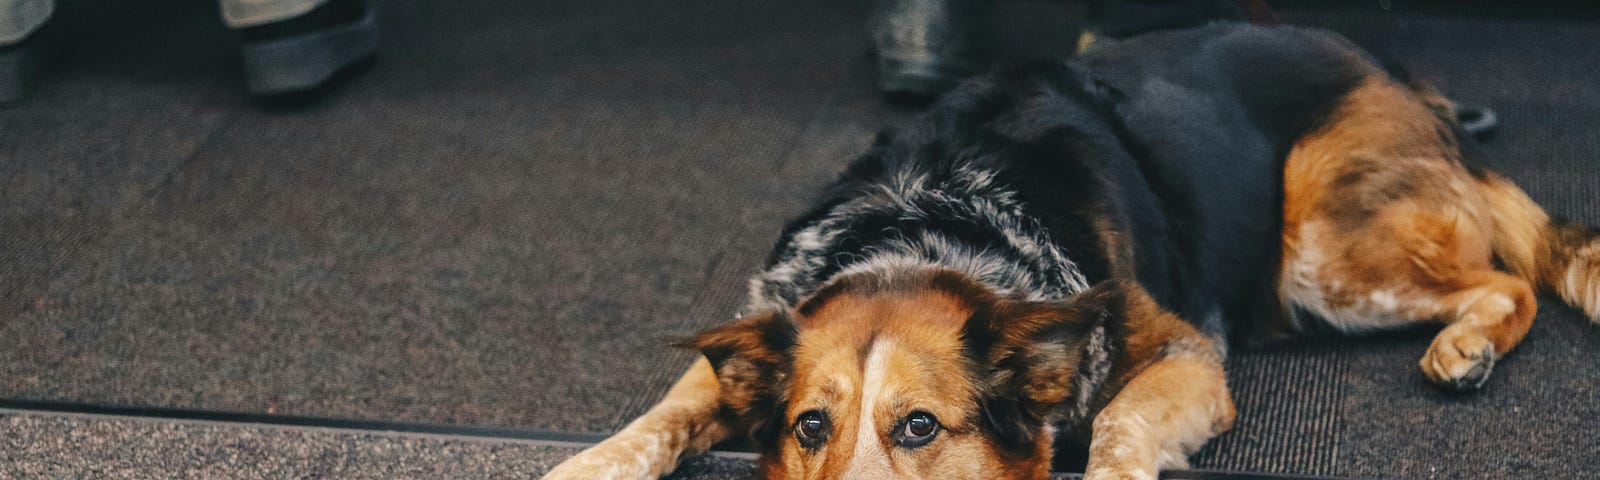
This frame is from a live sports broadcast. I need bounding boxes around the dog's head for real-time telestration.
[684,268,1121,479]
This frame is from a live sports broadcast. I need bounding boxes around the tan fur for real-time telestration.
[771,284,1046,480]
[782,276,1231,480]
[771,278,1230,480]
[541,357,731,479]
[1085,285,1234,480]
[542,268,1231,480]
[1280,75,1599,389]
[1087,357,1233,480]
[1478,175,1600,320]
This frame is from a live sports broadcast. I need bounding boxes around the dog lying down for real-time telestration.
[544,24,1600,479]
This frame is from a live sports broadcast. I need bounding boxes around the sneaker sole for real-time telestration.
[0,41,40,105]
[241,10,378,96]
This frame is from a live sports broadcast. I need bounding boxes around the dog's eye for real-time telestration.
[894,411,940,448]
[794,410,830,449]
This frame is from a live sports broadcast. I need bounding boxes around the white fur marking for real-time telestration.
[1281,222,1433,332]
[845,340,893,478]
[1485,294,1514,316]
[1069,325,1110,423]
[1365,289,1402,314]
[744,157,1095,316]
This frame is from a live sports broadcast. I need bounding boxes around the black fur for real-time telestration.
[735,24,1382,456]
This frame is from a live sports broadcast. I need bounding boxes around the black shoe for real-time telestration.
[238,0,377,97]
[870,0,989,98]
[0,35,41,107]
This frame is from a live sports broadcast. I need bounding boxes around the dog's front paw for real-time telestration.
[1083,466,1158,480]
[1420,325,1497,391]
[540,446,648,480]
[541,462,620,480]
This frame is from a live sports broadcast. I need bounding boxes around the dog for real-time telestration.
[543,24,1600,479]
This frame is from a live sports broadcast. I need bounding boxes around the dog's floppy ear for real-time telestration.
[677,310,797,450]
[965,280,1128,454]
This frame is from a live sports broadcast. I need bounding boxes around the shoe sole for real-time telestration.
[0,41,40,105]
[242,10,378,96]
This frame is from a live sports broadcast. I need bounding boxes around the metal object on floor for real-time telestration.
[1457,104,1499,138]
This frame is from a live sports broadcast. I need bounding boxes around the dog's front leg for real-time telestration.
[541,357,730,480]
[1084,354,1234,480]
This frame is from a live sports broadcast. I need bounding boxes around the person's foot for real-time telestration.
[238,0,377,98]
[871,0,988,99]
[0,35,41,107]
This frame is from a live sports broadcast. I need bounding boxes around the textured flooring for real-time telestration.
[16,409,1295,479]
[2,0,1599,478]
[2,410,1121,479]
[1,0,906,432]
[0,409,1334,480]
[0,410,761,479]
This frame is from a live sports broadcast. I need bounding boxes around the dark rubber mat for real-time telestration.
[2,0,1598,478]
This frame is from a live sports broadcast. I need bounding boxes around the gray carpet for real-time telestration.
[21,409,1250,480]
[2,0,1598,478]
[1,0,904,432]
[0,410,761,479]
[0,409,1345,480]
[1,410,1107,479]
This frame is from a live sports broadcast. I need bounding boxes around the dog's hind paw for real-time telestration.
[1420,325,1497,392]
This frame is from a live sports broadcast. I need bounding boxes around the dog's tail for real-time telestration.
[1480,174,1600,321]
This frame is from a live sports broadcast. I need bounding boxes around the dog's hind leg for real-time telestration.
[1414,270,1536,390]
[541,357,730,480]
[1278,76,1544,391]
[1281,205,1537,391]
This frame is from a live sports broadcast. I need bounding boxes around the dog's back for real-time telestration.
[1075,25,1380,345]
[755,25,1389,348]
